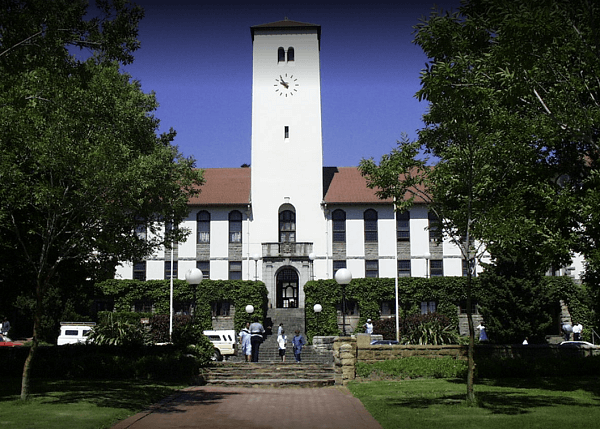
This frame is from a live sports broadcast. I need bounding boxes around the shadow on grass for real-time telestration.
[386,377,600,416]
[0,378,238,413]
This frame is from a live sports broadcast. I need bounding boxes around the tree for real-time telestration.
[360,0,600,403]
[0,0,204,399]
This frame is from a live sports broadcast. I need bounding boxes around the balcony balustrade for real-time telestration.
[261,242,313,258]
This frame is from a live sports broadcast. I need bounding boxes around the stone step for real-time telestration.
[200,362,336,388]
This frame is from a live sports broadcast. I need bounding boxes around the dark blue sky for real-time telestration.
[121,0,461,168]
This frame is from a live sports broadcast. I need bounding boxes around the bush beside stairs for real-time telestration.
[200,308,336,388]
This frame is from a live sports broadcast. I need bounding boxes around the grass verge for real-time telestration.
[0,378,184,429]
[348,376,600,429]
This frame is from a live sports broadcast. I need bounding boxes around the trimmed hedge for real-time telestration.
[2,344,200,381]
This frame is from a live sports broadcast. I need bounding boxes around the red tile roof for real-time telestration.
[188,168,251,206]
[188,166,426,206]
[323,167,392,204]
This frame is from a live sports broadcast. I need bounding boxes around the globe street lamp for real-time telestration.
[245,304,254,315]
[185,268,203,321]
[313,303,322,335]
[335,268,352,336]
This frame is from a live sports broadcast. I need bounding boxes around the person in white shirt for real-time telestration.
[364,319,373,334]
[277,329,288,362]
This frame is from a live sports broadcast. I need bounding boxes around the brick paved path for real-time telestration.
[112,385,382,429]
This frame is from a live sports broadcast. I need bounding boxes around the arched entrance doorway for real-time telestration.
[276,267,299,308]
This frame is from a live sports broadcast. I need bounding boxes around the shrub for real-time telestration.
[374,313,458,344]
[88,313,151,346]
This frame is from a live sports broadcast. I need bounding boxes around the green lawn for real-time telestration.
[0,378,184,429]
[348,377,600,429]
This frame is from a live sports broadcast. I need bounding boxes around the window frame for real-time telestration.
[197,210,210,244]
[364,209,378,242]
[229,210,243,243]
[332,209,346,243]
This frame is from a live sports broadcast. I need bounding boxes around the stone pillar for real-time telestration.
[333,336,357,385]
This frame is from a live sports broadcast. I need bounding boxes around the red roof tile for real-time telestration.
[188,168,251,206]
[323,167,392,204]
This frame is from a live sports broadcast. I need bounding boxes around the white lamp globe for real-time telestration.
[245,304,254,314]
[334,268,352,285]
[185,268,203,285]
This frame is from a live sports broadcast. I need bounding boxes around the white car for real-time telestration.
[559,341,599,349]
[203,330,237,361]
[57,322,96,345]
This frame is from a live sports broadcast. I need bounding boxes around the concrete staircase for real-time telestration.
[200,362,336,388]
[203,308,335,388]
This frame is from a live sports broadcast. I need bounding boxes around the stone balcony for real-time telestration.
[262,242,313,258]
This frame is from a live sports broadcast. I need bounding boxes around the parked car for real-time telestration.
[57,322,96,345]
[559,341,599,349]
[0,334,21,347]
[203,330,237,361]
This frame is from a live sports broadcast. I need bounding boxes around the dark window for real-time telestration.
[197,210,210,243]
[229,261,242,280]
[397,211,410,241]
[229,210,242,243]
[332,209,346,242]
[135,301,153,313]
[421,301,437,314]
[133,261,146,281]
[212,301,231,317]
[460,300,479,314]
[164,261,178,280]
[365,260,379,278]
[135,223,147,241]
[278,47,285,62]
[197,260,210,280]
[284,126,289,139]
[381,300,396,316]
[428,211,441,242]
[364,209,378,242]
[333,260,346,276]
[430,259,443,277]
[279,210,296,243]
[287,47,294,61]
[398,259,411,277]
[462,258,475,277]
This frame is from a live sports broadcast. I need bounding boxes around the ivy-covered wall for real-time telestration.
[304,276,589,343]
[95,279,268,332]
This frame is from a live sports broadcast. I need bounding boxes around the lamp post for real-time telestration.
[309,252,315,280]
[313,303,322,336]
[252,253,260,281]
[185,268,203,321]
[335,268,352,336]
[424,252,431,279]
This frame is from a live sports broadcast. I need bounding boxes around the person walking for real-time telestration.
[476,323,488,342]
[292,330,306,363]
[277,329,288,362]
[573,322,583,341]
[364,318,373,334]
[249,316,265,362]
[239,322,252,362]
[1,318,10,336]
[277,323,283,336]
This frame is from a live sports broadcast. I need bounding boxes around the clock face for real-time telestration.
[274,73,299,97]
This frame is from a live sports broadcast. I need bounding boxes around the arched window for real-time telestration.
[364,209,378,242]
[229,210,242,243]
[287,47,294,62]
[332,209,346,242]
[279,210,296,243]
[197,210,210,243]
[397,210,410,241]
[278,47,285,63]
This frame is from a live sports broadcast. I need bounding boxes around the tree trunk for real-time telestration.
[466,267,476,404]
[21,277,43,400]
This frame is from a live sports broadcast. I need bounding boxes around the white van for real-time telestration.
[57,322,96,345]
[203,330,237,361]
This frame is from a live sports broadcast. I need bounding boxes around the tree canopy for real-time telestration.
[0,0,204,398]
[360,0,599,402]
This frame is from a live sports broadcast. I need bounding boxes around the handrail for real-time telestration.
[591,328,600,345]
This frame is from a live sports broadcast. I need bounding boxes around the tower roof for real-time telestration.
[251,18,321,44]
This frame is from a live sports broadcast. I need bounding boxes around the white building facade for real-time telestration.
[115,19,585,309]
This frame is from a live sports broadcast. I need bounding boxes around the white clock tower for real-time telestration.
[249,19,326,308]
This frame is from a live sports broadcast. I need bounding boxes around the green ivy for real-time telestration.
[304,277,482,342]
[95,279,268,333]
